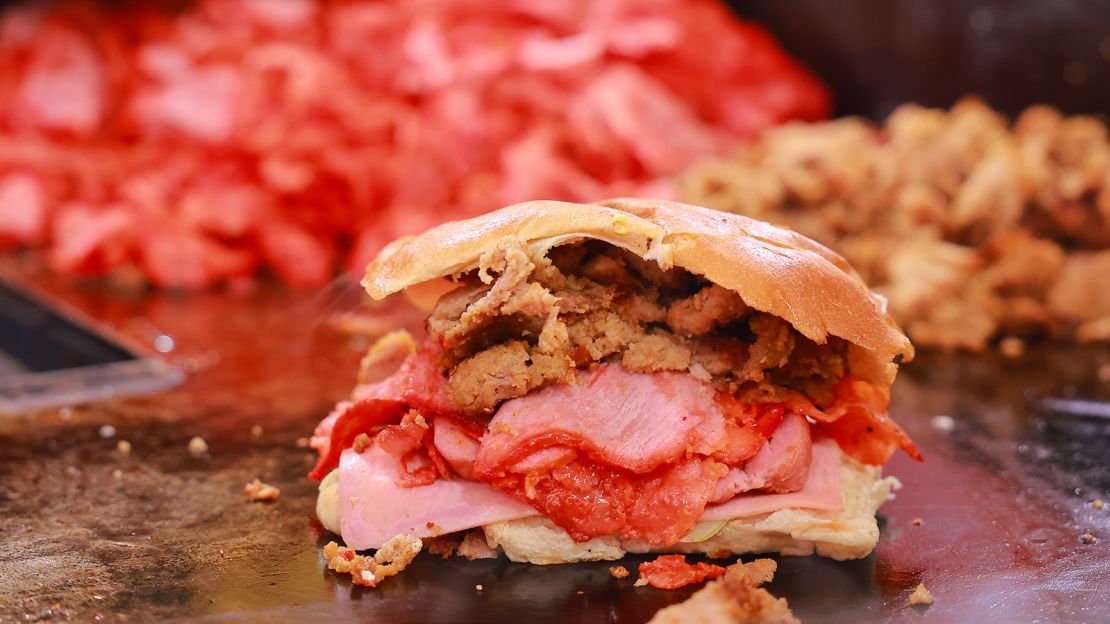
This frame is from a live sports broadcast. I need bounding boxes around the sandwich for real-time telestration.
[311,198,920,566]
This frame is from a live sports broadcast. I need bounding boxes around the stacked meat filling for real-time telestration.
[430,238,849,413]
[311,239,917,547]
[422,239,845,544]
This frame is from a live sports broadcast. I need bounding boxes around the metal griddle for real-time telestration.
[0,266,1106,623]
[0,267,182,413]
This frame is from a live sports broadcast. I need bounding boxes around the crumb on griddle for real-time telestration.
[475,584,483,591]
[243,478,280,502]
[909,583,933,606]
[250,424,263,438]
[998,336,1025,358]
[1093,499,1104,510]
[912,518,923,526]
[323,535,422,588]
[188,436,208,456]
[931,415,955,432]
[295,437,310,448]
[648,559,797,624]
[1081,532,1098,545]
[610,565,630,579]
[116,440,132,455]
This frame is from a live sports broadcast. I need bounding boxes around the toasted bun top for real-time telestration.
[363,198,913,385]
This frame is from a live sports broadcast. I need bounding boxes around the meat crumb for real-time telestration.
[1081,532,1098,545]
[425,535,460,559]
[609,565,630,579]
[648,559,797,624]
[638,555,726,590]
[1093,499,1105,510]
[188,436,208,456]
[243,478,280,502]
[250,425,263,438]
[911,518,923,526]
[116,440,132,455]
[457,531,500,560]
[909,582,933,606]
[493,422,519,436]
[323,535,422,588]
[998,336,1025,358]
[352,433,373,453]
[931,415,955,432]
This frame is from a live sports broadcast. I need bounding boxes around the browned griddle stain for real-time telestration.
[0,265,1107,623]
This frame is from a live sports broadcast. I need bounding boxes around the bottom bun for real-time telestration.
[483,452,899,565]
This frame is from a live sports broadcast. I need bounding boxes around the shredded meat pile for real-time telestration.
[0,0,827,288]
[428,239,849,415]
[680,97,1110,350]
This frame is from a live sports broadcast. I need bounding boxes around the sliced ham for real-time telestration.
[432,417,481,479]
[701,439,842,521]
[332,440,844,550]
[338,445,537,550]
[710,412,812,503]
[309,341,456,481]
[474,364,726,477]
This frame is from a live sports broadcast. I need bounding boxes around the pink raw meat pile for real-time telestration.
[0,0,828,288]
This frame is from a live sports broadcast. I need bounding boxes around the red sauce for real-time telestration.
[488,456,728,546]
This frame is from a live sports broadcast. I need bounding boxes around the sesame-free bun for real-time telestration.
[362,198,912,385]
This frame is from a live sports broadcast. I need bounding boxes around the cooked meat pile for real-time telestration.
[428,238,850,414]
[680,98,1110,350]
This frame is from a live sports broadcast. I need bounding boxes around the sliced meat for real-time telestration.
[710,412,812,503]
[701,439,842,521]
[803,378,921,465]
[489,454,729,546]
[309,341,456,481]
[338,445,537,550]
[432,417,481,479]
[474,364,727,477]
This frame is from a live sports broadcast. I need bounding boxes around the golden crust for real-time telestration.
[362,198,913,385]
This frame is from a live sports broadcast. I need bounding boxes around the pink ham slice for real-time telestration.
[710,412,813,503]
[309,343,456,481]
[701,439,843,521]
[338,445,538,550]
[474,364,726,477]
[333,440,843,549]
[432,417,481,479]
